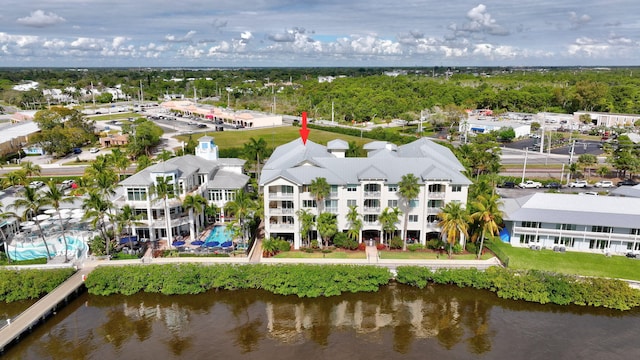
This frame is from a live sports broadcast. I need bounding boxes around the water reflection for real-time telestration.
[6,284,640,359]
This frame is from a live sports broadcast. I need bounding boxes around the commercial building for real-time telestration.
[259,137,472,249]
[501,193,640,254]
[161,101,283,128]
[460,118,531,138]
[574,111,640,128]
[0,121,40,159]
[114,136,249,244]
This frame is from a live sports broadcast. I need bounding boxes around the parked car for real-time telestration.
[569,180,588,188]
[498,181,516,188]
[72,147,82,154]
[545,182,562,189]
[28,181,45,189]
[89,147,100,153]
[594,180,614,188]
[61,179,76,189]
[617,179,639,187]
[518,180,542,188]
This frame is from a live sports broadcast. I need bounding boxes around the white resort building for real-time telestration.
[259,137,472,249]
[115,136,249,244]
[501,193,640,254]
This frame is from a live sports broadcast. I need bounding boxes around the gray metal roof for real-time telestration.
[259,138,471,186]
[609,184,640,198]
[207,170,249,189]
[502,193,640,228]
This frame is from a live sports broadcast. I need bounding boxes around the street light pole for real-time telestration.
[521,147,528,184]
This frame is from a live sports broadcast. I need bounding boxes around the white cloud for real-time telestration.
[569,12,591,30]
[165,31,197,43]
[17,10,65,28]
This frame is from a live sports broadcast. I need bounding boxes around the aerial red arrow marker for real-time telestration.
[299,111,310,145]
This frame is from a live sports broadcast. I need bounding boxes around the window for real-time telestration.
[520,234,538,244]
[428,184,443,192]
[388,184,398,192]
[591,226,611,233]
[521,221,540,228]
[302,200,317,208]
[631,229,640,235]
[408,215,418,222]
[209,189,223,201]
[325,200,338,213]
[427,215,438,223]
[225,190,236,202]
[134,209,148,220]
[388,200,398,208]
[282,185,293,194]
[427,200,443,208]
[409,199,419,208]
[451,185,462,192]
[127,187,148,201]
[364,214,378,223]
[347,184,358,192]
[198,174,206,185]
[556,224,576,231]
[330,185,338,194]
[347,199,357,207]
[589,239,609,249]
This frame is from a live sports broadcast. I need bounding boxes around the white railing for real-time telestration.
[363,207,381,213]
[269,223,294,230]
[513,226,640,242]
[364,191,381,198]
[268,208,295,215]
[268,192,294,199]
[429,192,446,199]
[426,207,441,215]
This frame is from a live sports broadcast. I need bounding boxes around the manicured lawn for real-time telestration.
[489,240,640,281]
[379,251,493,260]
[174,126,370,149]
[273,250,367,259]
[90,112,138,121]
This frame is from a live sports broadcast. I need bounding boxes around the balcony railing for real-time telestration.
[364,191,381,198]
[426,207,441,215]
[363,206,381,213]
[268,192,294,199]
[513,226,640,242]
[268,208,295,215]
[429,192,446,199]
[269,223,294,230]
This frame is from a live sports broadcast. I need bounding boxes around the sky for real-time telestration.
[1,1,639,68]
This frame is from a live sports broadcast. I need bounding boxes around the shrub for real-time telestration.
[357,242,367,251]
[452,244,463,254]
[310,240,319,249]
[407,243,425,252]
[332,232,348,248]
[426,238,443,250]
[343,239,359,250]
[465,242,477,255]
[389,236,403,250]
[376,243,387,250]
[276,239,292,252]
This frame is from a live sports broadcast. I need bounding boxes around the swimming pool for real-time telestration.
[203,226,233,247]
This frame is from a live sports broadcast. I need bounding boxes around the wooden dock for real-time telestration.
[0,267,92,353]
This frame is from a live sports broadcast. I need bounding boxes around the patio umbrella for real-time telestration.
[172,240,186,247]
[44,209,58,215]
[21,221,36,228]
[35,214,51,221]
[190,240,204,246]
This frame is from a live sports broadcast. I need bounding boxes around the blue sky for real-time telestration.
[0,1,638,67]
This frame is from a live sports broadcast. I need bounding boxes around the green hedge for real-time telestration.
[0,268,76,302]
[85,264,392,298]
[396,266,640,311]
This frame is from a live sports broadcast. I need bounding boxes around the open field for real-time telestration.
[174,126,371,149]
[89,112,138,121]
[489,240,640,281]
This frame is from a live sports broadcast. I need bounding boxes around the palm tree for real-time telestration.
[136,155,153,171]
[296,209,315,247]
[108,148,131,181]
[43,180,74,262]
[20,161,41,178]
[10,186,53,260]
[204,203,219,225]
[316,212,338,247]
[345,205,362,243]
[0,202,13,263]
[183,194,208,241]
[243,137,268,176]
[4,170,27,188]
[379,207,402,245]
[309,177,330,245]
[470,194,503,259]
[151,176,176,248]
[437,202,471,259]
[84,154,111,180]
[398,173,420,251]
[117,205,143,250]
[82,189,113,256]
[157,149,174,162]
[224,189,257,247]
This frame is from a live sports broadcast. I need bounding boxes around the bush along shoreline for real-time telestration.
[85,264,392,298]
[0,268,76,302]
[395,266,640,311]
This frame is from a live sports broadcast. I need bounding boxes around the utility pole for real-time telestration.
[566,140,576,185]
[521,147,529,184]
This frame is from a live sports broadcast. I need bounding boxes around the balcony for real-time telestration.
[268,192,294,200]
[269,223,294,230]
[425,221,440,231]
[429,192,446,199]
[268,208,295,215]
[364,191,381,198]
[363,206,381,213]
[426,207,441,215]
[513,226,640,242]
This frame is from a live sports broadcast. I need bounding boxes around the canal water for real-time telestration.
[4,284,640,359]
